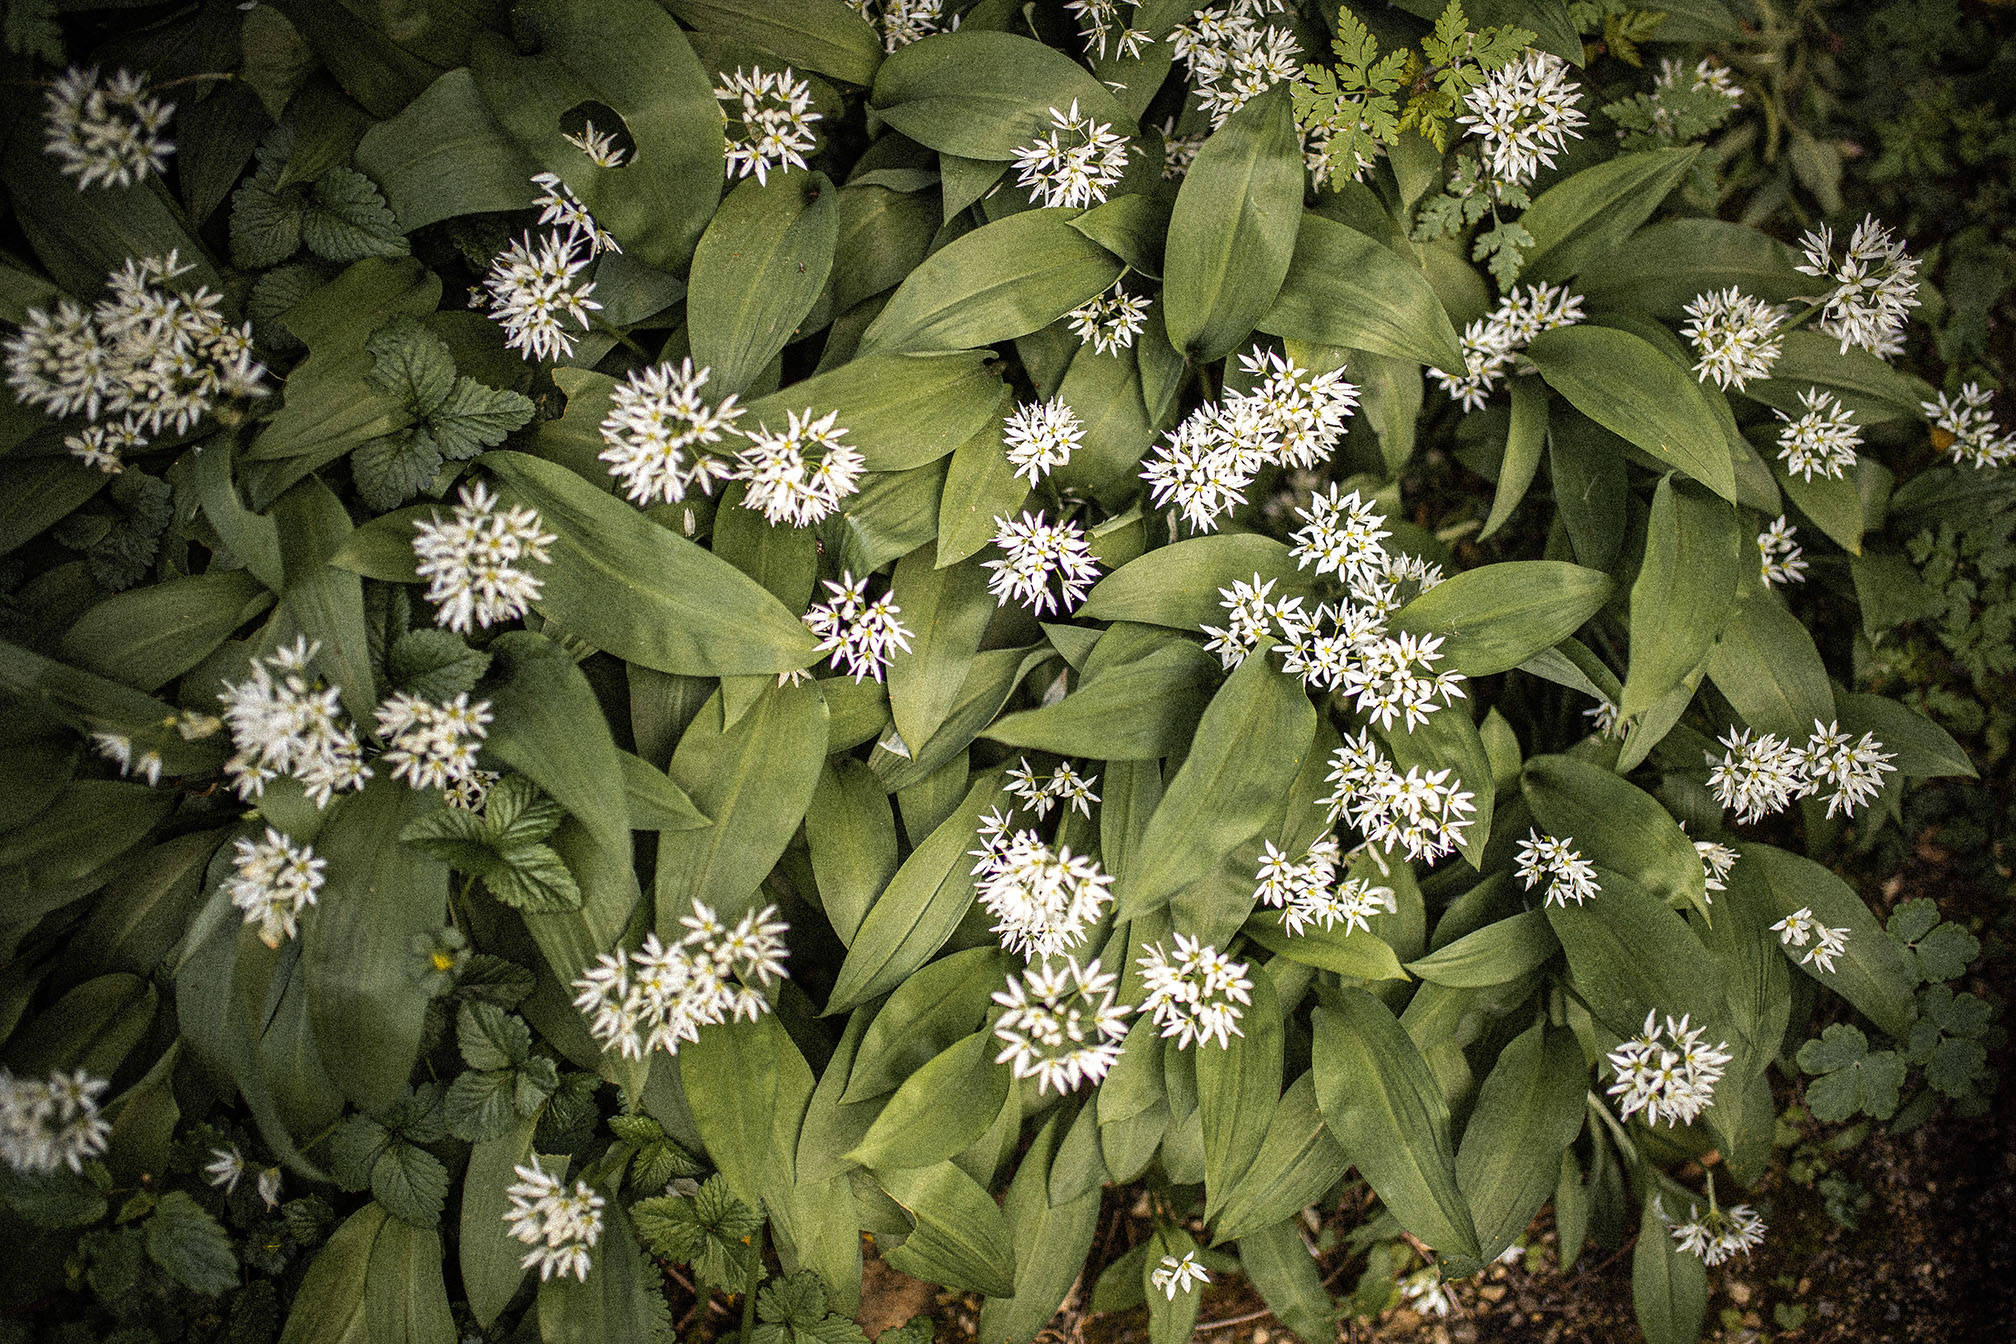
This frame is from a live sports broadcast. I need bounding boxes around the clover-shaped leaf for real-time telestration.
[1797,1023,1907,1122]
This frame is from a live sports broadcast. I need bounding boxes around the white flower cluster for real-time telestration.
[92,731,163,787]
[227,826,327,949]
[1003,397,1085,485]
[1681,287,1785,391]
[985,510,1101,615]
[717,67,822,186]
[1756,515,1807,588]
[1013,101,1131,210]
[504,1158,605,1282]
[1668,1200,1766,1266]
[0,1070,111,1174]
[1138,934,1252,1050]
[1064,0,1150,60]
[1513,829,1601,908]
[970,813,1115,959]
[571,902,790,1060]
[1775,388,1862,481]
[803,572,915,683]
[1430,283,1585,411]
[1170,1,1301,127]
[1456,50,1587,187]
[1657,56,1744,102]
[1605,1010,1731,1128]
[218,637,369,807]
[844,0,945,52]
[5,252,265,472]
[1921,383,2015,470]
[374,693,492,794]
[562,120,627,168]
[1142,345,1360,532]
[1151,1250,1211,1299]
[1004,758,1101,818]
[1322,730,1478,865]
[1795,215,1921,358]
[1695,839,1739,895]
[413,480,556,632]
[734,408,865,527]
[1160,118,1207,180]
[485,178,617,363]
[1770,907,1851,973]
[1708,722,1896,824]
[1066,281,1153,355]
[1253,837,1396,936]
[991,956,1132,1094]
[531,174,619,256]
[598,358,743,505]
[43,66,174,190]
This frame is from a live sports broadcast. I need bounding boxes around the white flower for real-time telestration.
[1065,0,1149,59]
[1151,1250,1211,1299]
[1337,628,1467,732]
[1200,574,1300,669]
[1139,935,1252,1050]
[0,1069,112,1174]
[374,693,493,794]
[1159,118,1206,179]
[1430,283,1585,409]
[91,729,162,786]
[1289,485,1390,585]
[257,1166,283,1209]
[413,480,556,633]
[1707,727,1810,824]
[1695,840,1739,894]
[1235,346,1359,469]
[1584,698,1624,739]
[803,572,915,682]
[1013,101,1130,209]
[44,67,174,190]
[1669,1200,1766,1266]
[732,408,864,527]
[227,827,327,948]
[484,228,601,363]
[1799,720,1896,819]
[984,511,1100,616]
[572,902,789,1059]
[1066,282,1153,355]
[218,638,370,807]
[846,0,945,52]
[1253,838,1395,937]
[1003,397,1085,485]
[1795,215,1921,358]
[1921,383,2015,470]
[1605,1010,1731,1128]
[504,1158,605,1282]
[1457,49,1587,186]
[598,359,743,505]
[1757,515,1808,588]
[531,173,620,257]
[1322,730,1477,866]
[3,252,265,435]
[1002,759,1101,819]
[1682,287,1786,391]
[1658,56,1744,102]
[1399,1267,1454,1316]
[1171,8,1301,127]
[972,825,1115,959]
[562,119,627,168]
[991,957,1132,1094]
[1775,388,1862,481]
[206,1145,245,1195]
[1770,906,1852,973]
[1514,829,1601,907]
[717,67,821,186]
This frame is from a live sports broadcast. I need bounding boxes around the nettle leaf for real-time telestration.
[400,782,584,912]
[446,1068,521,1142]
[355,319,534,508]
[632,1173,761,1290]
[1795,1023,1906,1122]
[352,430,444,512]
[459,1001,532,1071]
[231,175,305,268]
[750,1270,870,1344]
[366,317,457,414]
[302,166,412,261]
[372,1137,451,1227]
[143,1191,238,1296]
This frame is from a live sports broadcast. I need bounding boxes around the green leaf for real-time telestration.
[445,1068,521,1143]
[61,570,274,693]
[1577,218,1808,318]
[1619,478,1744,722]
[1545,868,1726,1041]
[1480,374,1548,538]
[1259,213,1465,372]
[663,0,882,85]
[460,1118,539,1328]
[632,1173,761,1290]
[860,209,1122,355]
[1835,692,1975,780]
[849,1030,1009,1171]
[1405,909,1557,987]
[1210,1072,1348,1242]
[1455,1023,1585,1261]
[887,544,995,748]
[354,68,542,233]
[1199,972,1283,1218]
[844,945,1009,1101]
[680,1012,815,1215]
[1523,754,1710,919]
[232,175,305,267]
[1527,325,1737,502]
[458,1002,532,1071]
[484,451,817,675]
[1705,595,1834,740]
[689,173,840,397]
[303,167,411,261]
[351,431,444,512]
[1236,1219,1334,1344]
[372,1139,450,1228]
[1518,147,1699,284]
[1312,992,1480,1266]
[144,1191,238,1296]
[1389,560,1611,677]
[280,1203,384,1343]
[982,628,1218,760]
[1164,85,1303,362]
[1632,1197,1707,1344]
[876,1161,1018,1299]
[484,632,631,864]
[364,1218,457,1344]
[1080,535,1311,629]
[536,1199,675,1343]
[868,30,1134,159]
[388,628,490,700]
[979,1115,1101,1344]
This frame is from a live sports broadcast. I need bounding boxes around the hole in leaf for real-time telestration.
[558,101,634,169]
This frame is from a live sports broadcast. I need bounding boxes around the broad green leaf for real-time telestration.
[1259,213,1464,373]
[0,782,173,910]
[1241,912,1407,982]
[1632,1198,1707,1344]
[1163,85,1302,362]
[1576,219,1807,318]
[301,167,408,262]
[1199,972,1282,1218]
[1619,476,1743,722]
[1380,701,1495,871]
[1705,596,1834,740]
[619,751,710,831]
[1743,329,1935,427]
[274,477,379,722]
[1779,463,1866,555]
[1390,560,1611,677]
[484,632,632,868]
[0,639,223,777]
[0,457,108,558]
[664,0,882,85]
[61,571,273,693]
[1739,843,1917,1038]
[1405,909,1557,987]
[1119,656,1315,916]
[1079,535,1309,628]
[1480,375,1548,538]
[680,1012,816,1214]
[537,1201,674,1344]
[1519,147,1700,284]
[868,30,1133,159]
[363,1220,456,1344]
[1141,1226,1202,1344]
[279,1203,385,1344]
[484,451,819,675]
[1835,692,1975,779]
[1523,754,1710,919]
[1455,1024,1585,1261]
[1527,325,1737,502]
[1210,1072,1347,1242]
[888,543,995,748]
[1545,868,1726,1041]
[982,629,1217,759]
[844,945,1009,1102]
[690,173,840,396]
[978,1116,1101,1344]
[806,759,899,944]
[860,209,1121,355]
[849,1030,1009,1171]
[355,69,540,232]
[740,351,1004,471]
[877,1161,1018,1299]
[144,1190,239,1296]
[1236,1218,1334,1344]
[1312,993,1481,1266]
[1547,410,1629,572]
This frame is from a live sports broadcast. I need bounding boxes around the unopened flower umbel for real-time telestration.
[504,1158,605,1282]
